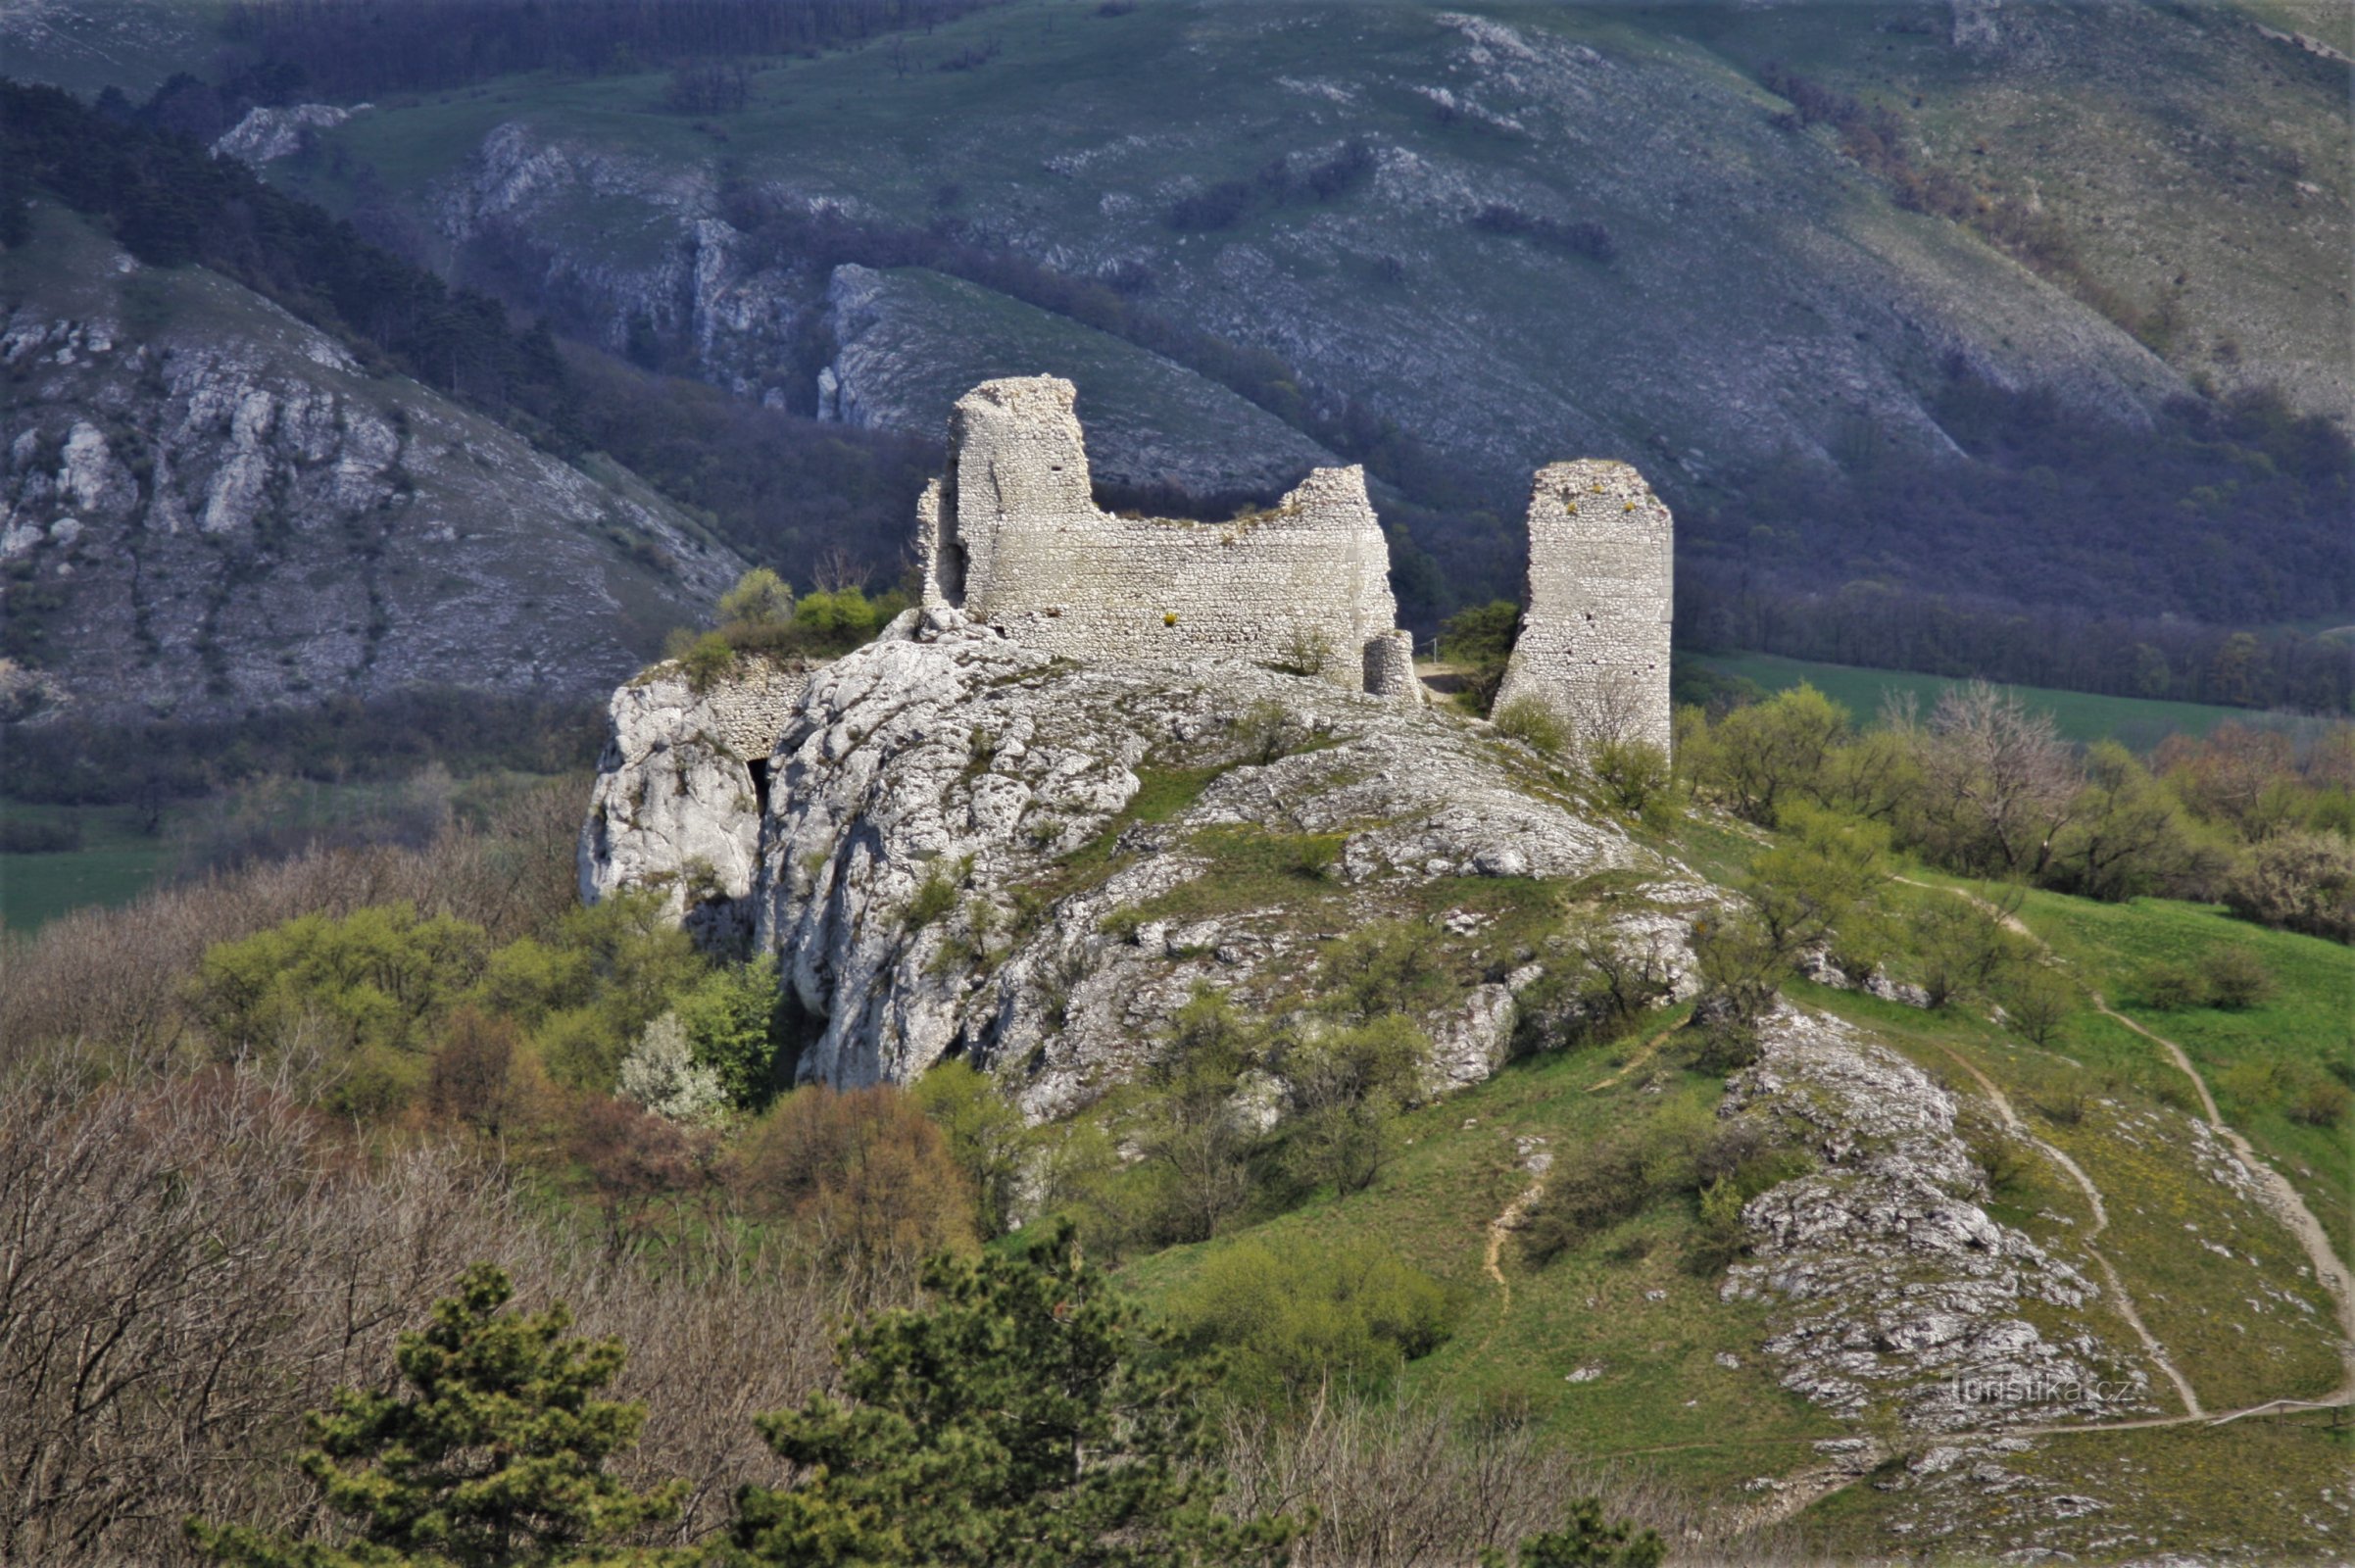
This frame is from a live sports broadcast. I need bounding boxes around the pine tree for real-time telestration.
[1481,1496,1665,1568]
[721,1224,1297,1568]
[188,1264,686,1568]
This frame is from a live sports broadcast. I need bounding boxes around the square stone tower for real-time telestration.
[1493,460,1674,753]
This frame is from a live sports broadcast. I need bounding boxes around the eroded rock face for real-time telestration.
[579,660,810,950]
[1719,1005,2149,1435]
[590,606,1703,1116]
[1,210,739,723]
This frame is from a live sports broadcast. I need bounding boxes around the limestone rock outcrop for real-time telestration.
[589,605,1705,1115]
[1719,1005,2149,1434]
[1,206,738,723]
[579,659,810,950]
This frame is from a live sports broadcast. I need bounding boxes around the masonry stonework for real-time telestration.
[917,377,1410,697]
[1494,461,1674,753]
[910,377,1670,737]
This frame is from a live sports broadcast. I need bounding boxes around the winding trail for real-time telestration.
[1892,874,2355,1409]
[1929,1041,2204,1416]
[2089,995,2355,1385]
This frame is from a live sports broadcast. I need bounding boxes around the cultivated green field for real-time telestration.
[1686,650,2315,748]
[0,802,179,933]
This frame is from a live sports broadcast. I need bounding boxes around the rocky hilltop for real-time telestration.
[0,205,739,722]
[585,606,1698,1114]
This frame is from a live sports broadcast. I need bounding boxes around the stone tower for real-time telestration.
[1493,460,1674,752]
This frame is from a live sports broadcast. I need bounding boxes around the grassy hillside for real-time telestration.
[1111,861,2355,1557]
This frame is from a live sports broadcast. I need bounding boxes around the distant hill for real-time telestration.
[0,203,739,723]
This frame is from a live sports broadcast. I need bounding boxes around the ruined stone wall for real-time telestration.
[1494,460,1673,752]
[918,377,1403,693]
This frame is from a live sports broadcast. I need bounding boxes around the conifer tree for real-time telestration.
[189,1265,685,1568]
[721,1224,1296,1568]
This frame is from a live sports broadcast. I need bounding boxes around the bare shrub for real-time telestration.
[1213,1387,1794,1566]
[0,1054,841,1562]
[0,782,585,1074]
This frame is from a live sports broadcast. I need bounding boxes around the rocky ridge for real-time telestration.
[585,605,1710,1116]
[0,206,738,722]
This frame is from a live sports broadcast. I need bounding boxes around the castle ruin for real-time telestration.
[913,375,1671,743]
[1493,461,1676,753]
[916,377,1418,699]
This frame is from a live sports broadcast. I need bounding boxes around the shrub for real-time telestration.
[1590,738,1670,816]
[672,954,786,1109]
[1909,890,2030,1009]
[731,1085,977,1291]
[1168,1238,1456,1403]
[2198,944,2274,1010]
[1320,919,1452,1020]
[2224,829,2355,942]
[1234,698,1302,764]
[2139,959,2207,1010]
[904,862,961,928]
[1493,696,1569,757]
[615,1009,730,1124]
[1481,1499,1663,1568]
[717,565,794,626]
[1438,599,1519,710]
[2287,1070,2352,1129]
[911,1059,1031,1237]
[1274,622,1336,678]
[1997,963,2078,1046]
[1520,1133,1648,1263]
[1281,1014,1430,1196]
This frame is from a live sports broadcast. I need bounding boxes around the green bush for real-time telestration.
[1319,919,1453,1020]
[1492,695,1569,757]
[1280,1014,1430,1196]
[2139,959,2207,1010]
[912,1059,1033,1236]
[1590,737,1671,815]
[1438,600,1519,711]
[200,899,494,1068]
[1520,1132,1649,1263]
[1167,1238,1456,1403]
[673,955,786,1110]
[1997,963,2078,1046]
[904,862,963,928]
[716,566,794,627]
[2198,944,2274,1010]
[2223,829,2355,942]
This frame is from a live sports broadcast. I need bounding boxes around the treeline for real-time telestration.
[1681,585,2352,715]
[219,0,1000,97]
[1676,682,2354,942]
[0,687,604,810]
